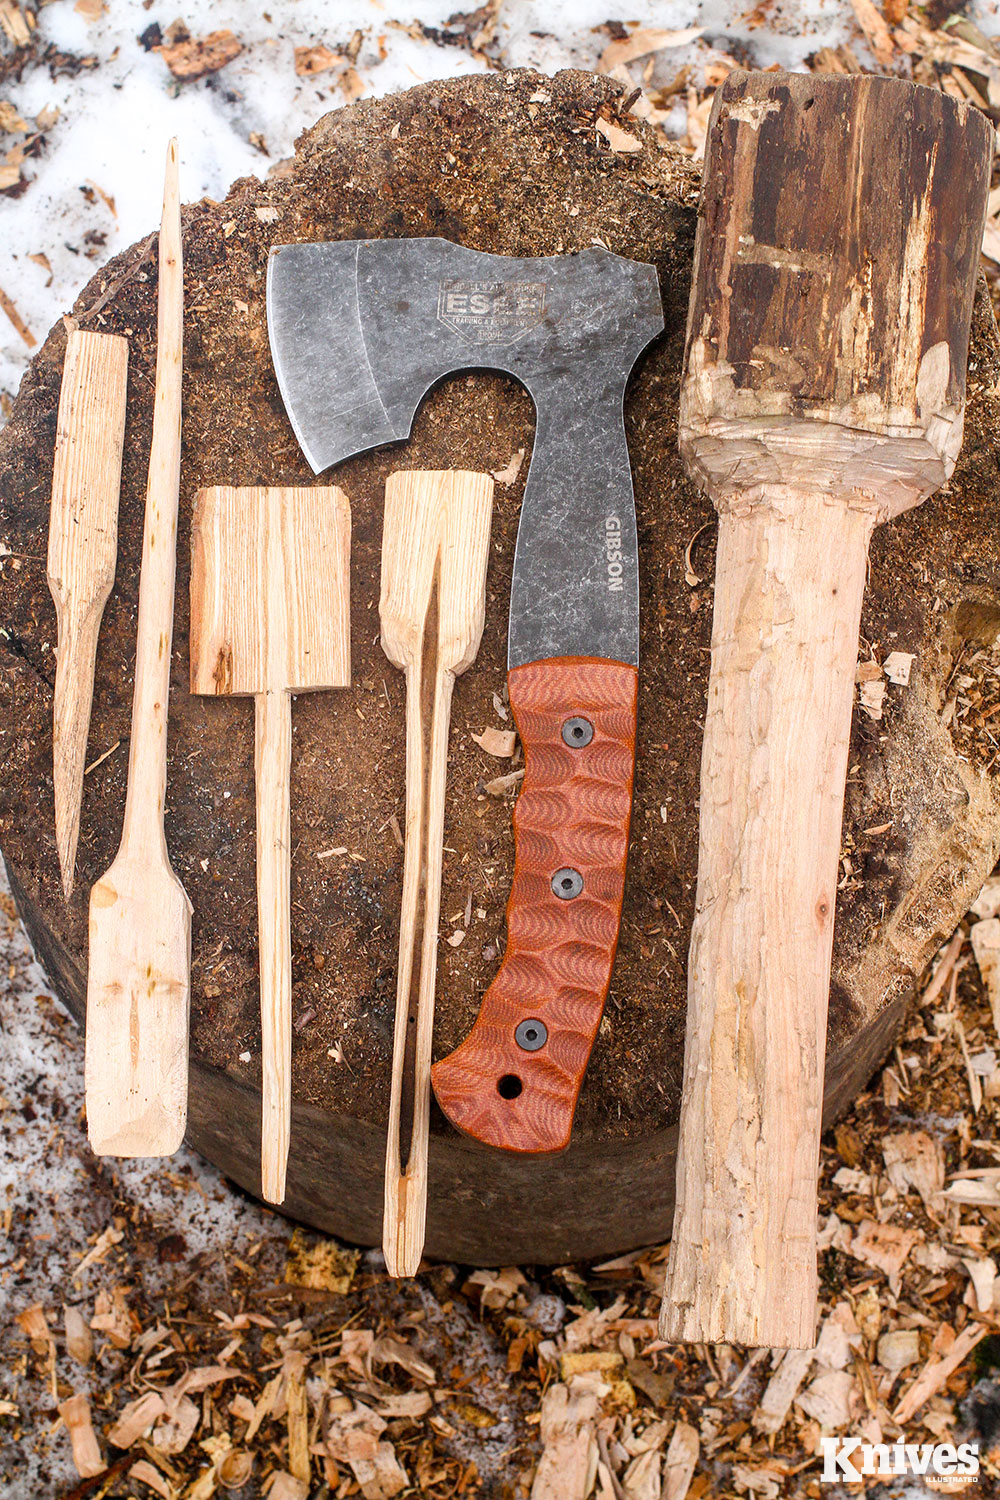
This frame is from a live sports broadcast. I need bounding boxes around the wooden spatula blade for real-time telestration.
[85,854,191,1154]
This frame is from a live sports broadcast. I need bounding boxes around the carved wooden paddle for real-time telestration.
[661,71,992,1348]
[48,329,128,898]
[85,140,191,1157]
[190,484,351,1205]
[379,469,493,1277]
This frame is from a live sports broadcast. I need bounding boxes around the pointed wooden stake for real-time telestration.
[190,484,351,1205]
[85,139,192,1157]
[379,469,494,1276]
[48,329,129,898]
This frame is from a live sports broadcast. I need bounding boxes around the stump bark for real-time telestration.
[3,68,1000,1264]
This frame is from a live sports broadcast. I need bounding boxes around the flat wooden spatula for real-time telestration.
[380,469,493,1276]
[662,71,992,1348]
[48,328,129,899]
[85,139,190,1157]
[190,484,351,1205]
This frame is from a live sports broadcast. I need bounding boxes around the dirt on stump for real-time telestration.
[3,68,1000,1258]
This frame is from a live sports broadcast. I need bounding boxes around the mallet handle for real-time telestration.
[664,487,873,1348]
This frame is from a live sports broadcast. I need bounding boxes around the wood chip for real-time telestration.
[485,768,525,796]
[850,0,895,65]
[107,1391,166,1449]
[795,1368,854,1429]
[893,1322,988,1423]
[152,1394,199,1456]
[596,118,643,154]
[881,1130,944,1207]
[753,1348,814,1434]
[531,1380,600,1500]
[58,1393,105,1479]
[286,1368,309,1482]
[883,650,914,685]
[0,99,26,132]
[371,1335,435,1384]
[859,677,886,720]
[157,30,243,80]
[491,448,525,485]
[284,1230,359,1292]
[0,1,31,46]
[76,1224,124,1276]
[598,25,704,71]
[472,726,517,758]
[849,1220,919,1277]
[877,1329,921,1372]
[962,1256,997,1313]
[0,282,35,347]
[266,1477,308,1500]
[294,44,339,75]
[16,1303,54,1353]
[661,1419,699,1500]
[64,1305,92,1364]
[74,0,107,21]
[130,1458,174,1498]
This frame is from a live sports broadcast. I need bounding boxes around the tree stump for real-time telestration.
[3,69,1000,1265]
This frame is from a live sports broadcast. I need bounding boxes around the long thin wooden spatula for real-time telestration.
[85,140,191,1157]
[190,485,351,1205]
[48,329,129,898]
[380,469,493,1276]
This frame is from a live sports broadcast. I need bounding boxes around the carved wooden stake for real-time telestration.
[380,469,493,1276]
[85,140,192,1157]
[662,71,992,1348]
[48,329,129,898]
[190,485,351,1205]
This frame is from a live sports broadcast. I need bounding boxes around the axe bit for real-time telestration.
[663,71,992,1349]
[267,239,663,1157]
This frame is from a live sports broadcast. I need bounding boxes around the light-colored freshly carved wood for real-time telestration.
[47,329,129,898]
[663,70,993,1349]
[190,483,351,1205]
[379,469,494,1277]
[85,139,192,1158]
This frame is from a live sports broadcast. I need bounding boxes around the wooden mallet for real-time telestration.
[379,468,494,1277]
[190,484,351,1205]
[662,71,992,1348]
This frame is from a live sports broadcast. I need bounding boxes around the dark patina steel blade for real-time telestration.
[267,237,663,667]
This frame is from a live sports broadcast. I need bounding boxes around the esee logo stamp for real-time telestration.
[437,279,547,345]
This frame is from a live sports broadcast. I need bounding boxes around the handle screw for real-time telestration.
[562,716,593,748]
[515,1018,548,1051]
[551,867,583,899]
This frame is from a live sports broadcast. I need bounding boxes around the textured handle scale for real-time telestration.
[431,656,637,1152]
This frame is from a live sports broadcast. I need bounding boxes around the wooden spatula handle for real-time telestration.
[431,655,637,1153]
[664,487,873,1348]
[120,140,184,856]
[255,689,292,1205]
[380,468,494,1276]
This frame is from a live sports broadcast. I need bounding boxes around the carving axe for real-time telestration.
[267,238,663,1155]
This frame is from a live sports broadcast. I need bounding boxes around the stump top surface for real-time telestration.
[3,67,1000,1163]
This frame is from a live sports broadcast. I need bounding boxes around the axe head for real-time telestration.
[266,237,663,474]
